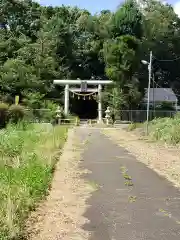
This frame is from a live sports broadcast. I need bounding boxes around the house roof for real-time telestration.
[143,88,177,102]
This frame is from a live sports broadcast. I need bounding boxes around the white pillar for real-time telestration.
[98,84,102,122]
[64,84,69,115]
[175,100,178,111]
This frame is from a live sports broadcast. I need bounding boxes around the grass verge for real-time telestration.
[0,122,68,240]
[127,114,180,145]
[127,122,142,131]
[147,116,180,144]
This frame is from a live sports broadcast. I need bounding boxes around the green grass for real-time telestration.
[88,181,99,191]
[127,122,142,131]
[124,180,134,187]
[128,196,137,203]
[120,166,133,186]
[120,166,127,174]
[127,114,180,145]
[123,173,132,180]
[147,115,180,144]
[0,122,68,240]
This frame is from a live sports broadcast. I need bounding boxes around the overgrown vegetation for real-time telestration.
[0,123,68,239]
[8,104,26,124]
[0,96,61,128]
[127,122,142,131]
[127,113,180,145]
[148,115,180,144]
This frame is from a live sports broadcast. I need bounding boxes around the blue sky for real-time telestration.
[39,0,127,13]
[38,0,180,15]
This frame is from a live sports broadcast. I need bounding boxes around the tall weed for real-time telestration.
[0,123,68,239]
[148,116,180,144]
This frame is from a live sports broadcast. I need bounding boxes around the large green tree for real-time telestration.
[103,34,141,108]
[111,0,143,39]
[140,0,180,94]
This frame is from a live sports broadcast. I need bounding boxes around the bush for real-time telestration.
[22,92,44,110]
[148,117,180,144]
[8,104,26,124]
[40,100,60,122]
[0,102,9,128]
[23,92,62,123]
[0,123,68,239]
[127,122,142,131]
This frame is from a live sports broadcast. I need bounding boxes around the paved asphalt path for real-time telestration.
[77,127,180,240]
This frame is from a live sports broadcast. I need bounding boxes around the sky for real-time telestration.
[38,0,180,16]
[38,0,121,14]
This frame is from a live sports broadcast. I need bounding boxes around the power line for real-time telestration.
[154,55,180,62]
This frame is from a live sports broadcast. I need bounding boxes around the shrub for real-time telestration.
[22,92,45,110]
[148,117,180,144]
[23,92,62,123]
[8,104,26,124]
[23,92,45,121]
[40,100,60,122]
[0,102,9,128]
[127,122,143,131]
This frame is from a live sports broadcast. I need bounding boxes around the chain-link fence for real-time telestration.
[24,108,177,124]
[24,109,54,123]
[115,110,176,123]
[24,109,76,125]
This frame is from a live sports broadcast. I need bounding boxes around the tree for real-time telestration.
[0,59,38,96]
[140,0,180,96]
[103,35,141,108]
[111,0,143,39]
[102,85,125,117]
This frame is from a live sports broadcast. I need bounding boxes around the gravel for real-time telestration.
[103,127,180,188]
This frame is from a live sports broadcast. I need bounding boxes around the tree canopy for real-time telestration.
[0,0,180,113]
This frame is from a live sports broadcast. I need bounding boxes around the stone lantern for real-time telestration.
[56,106,62,125]
[105,106,111,125]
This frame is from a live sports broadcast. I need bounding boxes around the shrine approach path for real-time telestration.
[78,127,180,240]
[28,126,180,240]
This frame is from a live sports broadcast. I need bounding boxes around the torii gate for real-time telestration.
[53,79,113,122]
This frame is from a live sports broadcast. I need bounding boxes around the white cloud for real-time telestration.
[174,1,180,17]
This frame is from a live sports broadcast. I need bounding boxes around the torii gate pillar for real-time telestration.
[53,79,113,122]
[98,84,102,122]
[64,84,69,115]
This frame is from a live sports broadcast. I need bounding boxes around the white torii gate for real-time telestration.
[53,79,113,122]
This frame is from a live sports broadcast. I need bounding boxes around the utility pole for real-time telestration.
[146,51,152,135]
[153,73,155,117]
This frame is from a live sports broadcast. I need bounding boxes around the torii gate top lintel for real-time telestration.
[53,79,113,85]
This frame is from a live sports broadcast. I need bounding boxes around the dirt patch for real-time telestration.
[25,128,93,240]
[103,128,180,188]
